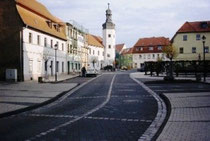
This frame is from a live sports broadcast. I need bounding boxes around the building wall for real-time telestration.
[133,53,167,68]
[173,32,210,61]
[103,29,116,66]
[0,0,24,81]
[23,28,67,81]
[88,45,104,70]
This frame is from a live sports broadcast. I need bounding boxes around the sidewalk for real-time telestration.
[0,74,79,118]
[131,72,210,141]
[132,72,210,83]
[157,92,210,141]
[42,73,79,83]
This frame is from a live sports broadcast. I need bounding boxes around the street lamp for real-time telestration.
[54,44,58,82]
[202,35,206,82]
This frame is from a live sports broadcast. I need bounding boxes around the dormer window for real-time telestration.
[53,23,60,32]
[201,22,208,29]
[46,20,52,28]
[158,46,162,50]
[149,47,154,51]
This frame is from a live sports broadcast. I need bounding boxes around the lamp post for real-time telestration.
[54,44,58,82]
[202,35,206,82]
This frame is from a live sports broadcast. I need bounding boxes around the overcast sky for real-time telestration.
[38,0,210,48]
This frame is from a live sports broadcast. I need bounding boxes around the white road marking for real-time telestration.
[25,74,116,141]
[26,113,152,123]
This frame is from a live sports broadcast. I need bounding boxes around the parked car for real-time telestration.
[121,66,128,71]
[86,68,98,77]
[103,65,115,71]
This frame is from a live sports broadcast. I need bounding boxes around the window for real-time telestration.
[93,50,95,55]
[109,45,111,49]
[45,61,48,71]
[75,63,78,70]
[183,35,187,41]
[162,54,165,59]
[138,47,143,51]
[139,55,142,59]
[44,37,47,47]
[149,47,153,51]
[62,43,64,51]
[179,47,184,54]
[157,46,162,50]
[51,40,53,48]
[56,61,59,72]
[37,35,40,45]
[62,62,64,72]
[192,47,196,53]
[98,51,100,56]
[50,61,53,75]
[67,44,70,53]
[29,60,33,73]
[107,54,110,57]
[29,33,32,43]
[196,34,200,40]
[152,54,155,58]
[205,46,209,53]
[89,49,91,54]
[37,60,41,73]
[108,34,111,37]
[148,54,151,59]
[201,22,208,29]
[46,20,52,28]
[70,45,73,54]
[78,64,81,70]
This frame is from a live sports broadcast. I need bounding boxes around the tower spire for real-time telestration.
[102,3,115,29]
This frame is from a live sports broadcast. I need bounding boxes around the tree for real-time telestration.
[163,45,178,80]
[163,45,177,61]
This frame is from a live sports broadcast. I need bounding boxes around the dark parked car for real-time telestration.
[103,65,115,71]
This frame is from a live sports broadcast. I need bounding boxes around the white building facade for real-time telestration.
[132,37,170,69]
[23,28,67,80]
[133,52,167,69]
[66,22,88,74]
[87,34,104,70]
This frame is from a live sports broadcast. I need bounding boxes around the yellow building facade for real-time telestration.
[172,21,210,61]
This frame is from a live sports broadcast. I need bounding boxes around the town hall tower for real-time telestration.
[102,3,116,67]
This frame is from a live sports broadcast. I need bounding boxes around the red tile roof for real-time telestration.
[132,37,170,54]
[177,21,210,33]
[115,44,124,53]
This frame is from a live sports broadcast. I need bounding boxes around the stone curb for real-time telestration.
[152,93,172,140]
[130,74,167,141]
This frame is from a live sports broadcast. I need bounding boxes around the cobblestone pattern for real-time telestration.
[130,75,167,141]
[157,92,210,141]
